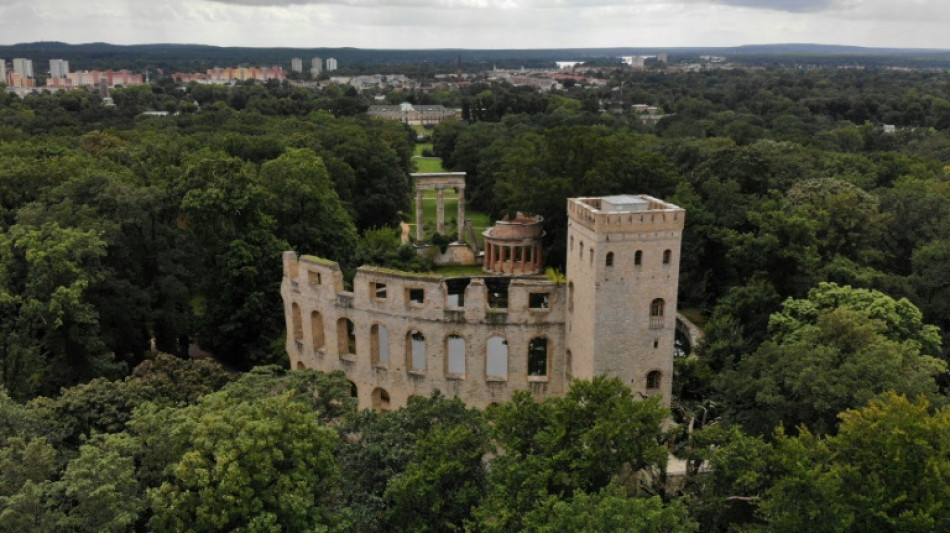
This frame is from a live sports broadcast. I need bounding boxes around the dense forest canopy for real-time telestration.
[1,64,950,530]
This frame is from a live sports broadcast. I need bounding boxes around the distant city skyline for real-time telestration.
[2,0,950,50]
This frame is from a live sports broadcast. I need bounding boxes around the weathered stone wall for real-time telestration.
[565,196,685,406]
[281,194,684,411]
[282,253,566,410]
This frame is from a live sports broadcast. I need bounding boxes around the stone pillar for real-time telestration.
[535,243,543,269]
[456,187,465,242]
[415,189,424,242]
[484,241,492,269]
[508,245,515,273]
[436,187,445,235]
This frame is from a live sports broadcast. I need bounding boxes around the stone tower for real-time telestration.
[564,195,685,405]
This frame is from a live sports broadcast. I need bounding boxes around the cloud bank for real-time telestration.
[1,0,948,49]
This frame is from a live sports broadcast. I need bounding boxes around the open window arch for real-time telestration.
[486,336,508,380]
[372,387,391,411]
[651,298,665,317]
[605,251,614,267]
[311,311,325,350]
[663,249,672,265]
[371,324,389,366]
[337,318,356,356]
[634,250,643,266]
[646,370,662,390]
[446,334,466,378]
[407,330,426,372]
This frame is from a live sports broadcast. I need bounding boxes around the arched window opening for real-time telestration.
[348,380,358,398]
[634,250,643,266]
[486,336,508,380]
[646,371,662,390]
[371,324,389,366]
[446,335,466,377]
[311,311,324,350]
[605,252,614,267]
[295,361,305,370]
[408,330,426,372]
[372,387,391,411]
[579,242,584,260]
[338,318,356,356]
[291,303,303,341]
[663,249,671,265]
[651,298,665,317]
[568,281,574,313]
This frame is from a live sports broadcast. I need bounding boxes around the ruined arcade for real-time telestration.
[281,194,685,410]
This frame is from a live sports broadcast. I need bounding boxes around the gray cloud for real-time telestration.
[202,0,513,7]
[712,0,834,13]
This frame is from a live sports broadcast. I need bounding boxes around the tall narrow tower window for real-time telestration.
[605,252,614,267]
[663,249,671,265]
[651,298,665,317]
[646,370,662,389]
[634,250,643,266]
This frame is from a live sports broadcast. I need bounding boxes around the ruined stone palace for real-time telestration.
[281,194,685,410]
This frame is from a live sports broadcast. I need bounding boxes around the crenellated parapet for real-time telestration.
[568,195,685,234]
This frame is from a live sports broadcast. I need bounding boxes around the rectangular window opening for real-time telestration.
[446,278,470,308]
[485,278,510,309]
[308,271,321,287]
[408,288,425,305]
[373,282,387,300]
[529,292,550,310]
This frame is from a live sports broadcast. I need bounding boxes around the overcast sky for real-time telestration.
[2,0,949,50]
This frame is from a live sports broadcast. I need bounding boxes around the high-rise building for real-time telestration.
[310,57,323,76]
[326,57,338,72]
[291,57,303,73]
[13,58,34,78]
[50,59,69,78]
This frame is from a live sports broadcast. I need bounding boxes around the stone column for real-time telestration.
[507,245,515,273]
[456,187,466,242]
[436,187,445,235]
[484,241,492,269]
[535,243,543,269]
[415,189,424,242]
